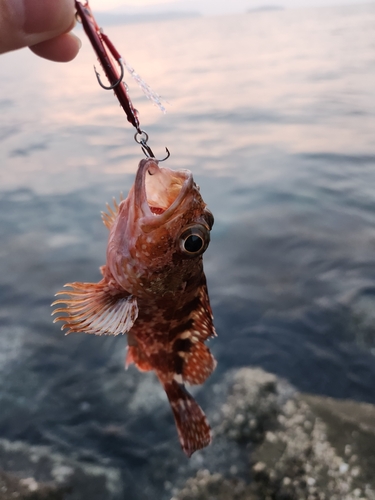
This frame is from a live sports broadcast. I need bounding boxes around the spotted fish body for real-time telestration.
[53,158,216,457]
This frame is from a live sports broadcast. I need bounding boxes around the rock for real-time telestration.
[0,438,123,500]
[2,368,375,499]
[0,468,63,500]
[171,470,254,500]
[173,368,375,500]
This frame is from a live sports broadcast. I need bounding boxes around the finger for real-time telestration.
[29,32,81,62]
[0,0,76,54]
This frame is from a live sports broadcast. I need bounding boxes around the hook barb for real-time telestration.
[94,58,125,90]
[135,131,170,162]
[141,145,170,162]
[158,147,170,162]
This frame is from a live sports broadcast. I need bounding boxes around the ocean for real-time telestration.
[1,3,375,498]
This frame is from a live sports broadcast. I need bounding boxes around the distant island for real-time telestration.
[248,5,285,12]
[95,11,200,26]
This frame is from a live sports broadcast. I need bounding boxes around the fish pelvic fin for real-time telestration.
[162,379,211,457]
[101,193,124,230]
[52,280,138,336]
[125,345,153,372]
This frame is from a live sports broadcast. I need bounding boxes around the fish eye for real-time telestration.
[184,234,204,253]
[179,225,210,257]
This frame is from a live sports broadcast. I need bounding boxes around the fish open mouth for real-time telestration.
[135,159,192,221]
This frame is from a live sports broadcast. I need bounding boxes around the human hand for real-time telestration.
[0,0,81,62]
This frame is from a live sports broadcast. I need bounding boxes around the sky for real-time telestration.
[89,0,373,15]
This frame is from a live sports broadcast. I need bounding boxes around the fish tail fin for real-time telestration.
[162,379,211,457]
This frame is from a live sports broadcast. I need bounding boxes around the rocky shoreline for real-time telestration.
[1,368,375,500]
[0,437,122,500]
[174,369,375,500]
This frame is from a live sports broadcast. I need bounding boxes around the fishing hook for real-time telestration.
[75,1,169,160]
[94,58,125,90]
[75,0,141,131]
[134,131,170,162]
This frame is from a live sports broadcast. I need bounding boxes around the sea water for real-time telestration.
[1,3,375,497]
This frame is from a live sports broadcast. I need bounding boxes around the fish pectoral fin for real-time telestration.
[162,380,211,457]
[182,342,217,385]
[52,280,138,336]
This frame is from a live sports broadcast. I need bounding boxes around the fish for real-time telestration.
[52,158,217,457]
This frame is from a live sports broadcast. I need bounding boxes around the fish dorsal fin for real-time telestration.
[101,193,124,230]
[52,279,138,336]
[172,279,217,385]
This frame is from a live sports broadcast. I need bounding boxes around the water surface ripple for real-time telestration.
[1,4,375,497]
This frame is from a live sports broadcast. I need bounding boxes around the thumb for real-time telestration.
[0,0,76,54]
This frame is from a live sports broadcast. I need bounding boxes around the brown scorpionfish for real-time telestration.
[53,158,216,457]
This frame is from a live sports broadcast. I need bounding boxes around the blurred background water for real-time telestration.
[1,3,375,497]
